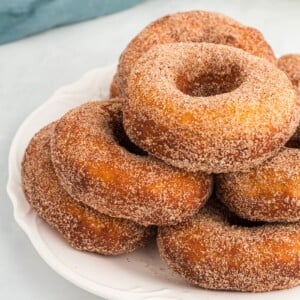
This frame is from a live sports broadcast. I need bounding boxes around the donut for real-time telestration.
[216,147,300,222]
[22,123,152,255]
[278,54,300,95]
[157,201,300,292]
[123,42,299,173]
[112,10,275,96]
[51,99,212,226]
[278,54,300,147]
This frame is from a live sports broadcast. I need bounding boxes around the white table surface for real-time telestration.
[1,0,299,299]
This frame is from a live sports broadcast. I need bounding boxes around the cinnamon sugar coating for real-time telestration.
[123,42,299,173]
[22,123,152,255]
[112,10,275,96]
[278,54,300,96]
[51,100,212,226]
[216,147,300,222]
[278,54,300,147]
[157,201,300,292]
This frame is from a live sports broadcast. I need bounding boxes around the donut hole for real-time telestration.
[286,140,300,149]
[112,122,148,156]
[227,214,265,228]
[177,64,243,97]
[286,138,300,149]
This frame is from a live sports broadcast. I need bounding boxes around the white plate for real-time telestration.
[7,65,300,300]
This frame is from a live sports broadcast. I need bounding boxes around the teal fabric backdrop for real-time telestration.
[0,0,144,44]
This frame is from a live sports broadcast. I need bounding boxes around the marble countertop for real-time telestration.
[1,0,299,299]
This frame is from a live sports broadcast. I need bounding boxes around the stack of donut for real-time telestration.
[22,11,300,292]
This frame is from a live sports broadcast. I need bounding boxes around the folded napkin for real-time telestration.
[0,0,143,45]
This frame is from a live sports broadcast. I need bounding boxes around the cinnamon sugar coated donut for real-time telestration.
[112,10,275,96]
[216,147,300,222]
[51,99,212,226]
[278,54,300,147]
[278,54,300,96]
[22,123,152,255]
[157,202,300,292]
[123,42,299,173]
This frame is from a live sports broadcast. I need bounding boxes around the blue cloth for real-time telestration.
[0,0,143,45]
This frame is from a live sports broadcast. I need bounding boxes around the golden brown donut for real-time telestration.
[123,42,299,173]
[22,123,152,255]
[157,201,300,292]
[112,10,275,96]
[278,54,300,147]
[216,147,300,222]
[278,54,300,96]
[51,99,212,226]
